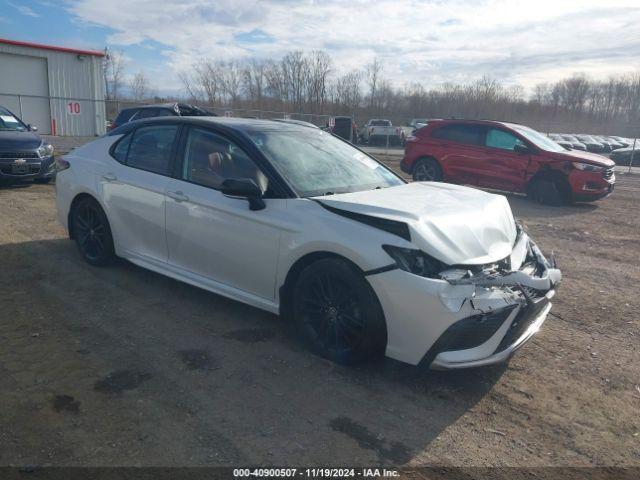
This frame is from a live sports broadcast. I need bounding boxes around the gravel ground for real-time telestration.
[0,171,638,468]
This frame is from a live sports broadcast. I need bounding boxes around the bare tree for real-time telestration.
[129,70,150,102]
[242,60,267,109]
[305,50,332,113]
[177,48,640,136]
[103,47,126,100]
[365,57,382,108]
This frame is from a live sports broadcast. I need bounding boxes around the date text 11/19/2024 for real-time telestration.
[233,468,400,478]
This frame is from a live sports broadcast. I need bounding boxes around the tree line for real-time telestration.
[104,47,640,135]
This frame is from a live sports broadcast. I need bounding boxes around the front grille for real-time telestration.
[0,163,41,175]
[603,168,614,180]
[0,151,39,160]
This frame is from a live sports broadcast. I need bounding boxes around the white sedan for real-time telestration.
[55,117,561,368]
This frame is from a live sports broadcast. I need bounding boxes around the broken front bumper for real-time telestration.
[367,230,561,367]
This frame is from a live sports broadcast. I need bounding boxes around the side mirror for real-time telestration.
[513,143,529,154]
[221,178,265,211]
[28,124,38,132]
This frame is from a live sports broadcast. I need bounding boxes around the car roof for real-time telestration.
[425,118,529,130]
[107,116,326,136]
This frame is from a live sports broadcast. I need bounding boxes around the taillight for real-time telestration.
[56,157,70,171]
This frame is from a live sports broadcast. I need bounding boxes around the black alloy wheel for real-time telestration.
[73,198,115,266]
[292,258,386,364]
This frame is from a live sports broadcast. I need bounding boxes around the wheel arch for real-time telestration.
[526,167,571,198]
[412,155,443,175]
[279,251,371,320]
[67,192,105,239]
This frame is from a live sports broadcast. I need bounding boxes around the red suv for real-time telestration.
[401,119,615,204]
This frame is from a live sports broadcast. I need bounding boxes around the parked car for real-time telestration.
[608,136,631,147]
[402,119,615,204]
[559,134,587,151]
[107,103,213,131]
[326,116,356,142]
[575,135,608,153]
[609,145,640,165]
[359,119,402,146]
[56,117,561,368]
[547,133,574,150]
[591,135,616,152]
[600,136,625,150]
[0,106,56,184]
[409,118,430,130]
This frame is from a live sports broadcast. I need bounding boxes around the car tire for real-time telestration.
[34,178,52,184]
[412,157,443,182]
[72,197,115,266]
[292,258,387,365]
[527,178,568,206]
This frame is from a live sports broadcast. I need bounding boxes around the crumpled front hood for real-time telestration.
[316,182,517,265]
[0,130,42,150]
[552,149,615,167]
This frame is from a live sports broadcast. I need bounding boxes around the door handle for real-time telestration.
[102,173,117,182]
[167,190,189,202]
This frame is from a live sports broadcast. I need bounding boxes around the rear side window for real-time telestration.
[134,108,160,120]
[155,108,176,117]
[111,133,131,163]
[126,125,179,175]
[485,128,523,151]
[432,124,484,145]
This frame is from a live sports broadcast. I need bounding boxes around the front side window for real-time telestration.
[0,109,27,131]
[433,124,484,145]
[126,125,178,175]
[247,128,404,197]
[182,128,268,192]
[485,128,524,151]
[511,125,566,153]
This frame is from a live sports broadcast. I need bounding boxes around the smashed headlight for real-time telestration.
[382,245,448,278]
[37,143,54,158]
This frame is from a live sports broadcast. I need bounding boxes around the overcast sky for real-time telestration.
[3,0,640,94]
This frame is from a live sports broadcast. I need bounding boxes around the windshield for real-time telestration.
[247,128,404,197]
[0,110,27,131]
[370,120,391,126]
[512,125,566,152]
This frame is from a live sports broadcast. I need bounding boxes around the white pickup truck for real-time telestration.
[358,119,402,146]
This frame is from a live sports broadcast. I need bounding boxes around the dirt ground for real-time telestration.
[0,169,639,468]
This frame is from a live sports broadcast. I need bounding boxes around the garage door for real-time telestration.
[0,52,52,134]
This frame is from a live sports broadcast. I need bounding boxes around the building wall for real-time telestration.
[0,42,106,136]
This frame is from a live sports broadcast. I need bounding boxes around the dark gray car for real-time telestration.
[0,106,55,183]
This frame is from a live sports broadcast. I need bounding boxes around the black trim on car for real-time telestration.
[317,202,411,242]
[418,305,519,368]
[363,264,398,276]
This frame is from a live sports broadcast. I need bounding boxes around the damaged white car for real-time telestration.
[56,117,561,368]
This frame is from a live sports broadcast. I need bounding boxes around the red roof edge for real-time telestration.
[0,38,105,57]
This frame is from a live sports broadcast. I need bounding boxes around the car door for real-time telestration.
[479,127,531,192]
[101,123,180,262]
[432,124,487,185]
[164,126,284,303]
